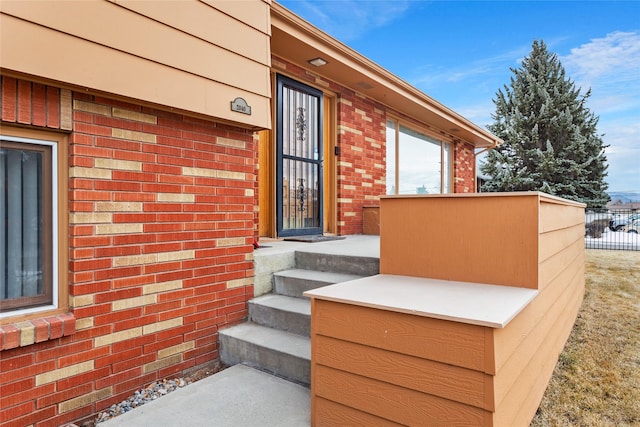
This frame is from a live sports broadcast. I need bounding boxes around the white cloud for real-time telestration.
[288,0,412,41]
[562,31,640,83]
[562,31,640,114]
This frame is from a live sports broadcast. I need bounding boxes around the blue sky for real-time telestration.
[279,0,640,193]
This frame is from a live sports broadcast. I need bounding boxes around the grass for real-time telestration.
[531,250,640,426]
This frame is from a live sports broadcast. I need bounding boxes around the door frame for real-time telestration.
[322,95,337,235]
[275,74,324,237]
[258,73,337,238]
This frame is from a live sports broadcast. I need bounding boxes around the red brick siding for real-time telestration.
[335,92,387,235]
[1,77,255,427]
[454,142,476,193]
[1,76,72,130]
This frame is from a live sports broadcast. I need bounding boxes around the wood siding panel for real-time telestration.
[315,334,490,410]
[380,194,540,289]
[539,223,585,263]
[0,1,270,128]
[1,1,269,95]
[492,252,584,373]
[493,280,583,426]
[315,365,490,426]
[314,300,487,372]
[112,0,271,65]
[202,0,271,33]
[315,398,403,427]
[538,238,584,290]
[539,200,585,233]
[309,193,585,426]
[492,259,584,407]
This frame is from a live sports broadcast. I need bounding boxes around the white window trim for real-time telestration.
[0,134,59,319]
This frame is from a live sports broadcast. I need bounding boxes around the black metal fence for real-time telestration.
[585,208,640,251]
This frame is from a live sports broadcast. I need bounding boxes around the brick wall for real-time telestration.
[454,142,476,193]
[335,93,387,235]
[0,76,255,427]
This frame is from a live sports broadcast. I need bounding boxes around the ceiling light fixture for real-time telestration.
[308,57,328,67]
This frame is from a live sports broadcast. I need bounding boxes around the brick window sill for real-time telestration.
[0,313,76,350]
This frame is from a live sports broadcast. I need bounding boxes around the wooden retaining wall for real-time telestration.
[306,192,585,426]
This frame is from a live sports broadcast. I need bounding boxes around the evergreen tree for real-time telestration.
[480,40,610,208]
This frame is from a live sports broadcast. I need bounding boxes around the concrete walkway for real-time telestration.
[103,364,310,427]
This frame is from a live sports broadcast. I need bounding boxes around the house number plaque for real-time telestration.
[230,97,252,115]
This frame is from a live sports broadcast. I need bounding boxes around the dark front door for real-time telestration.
[276,75,323,237]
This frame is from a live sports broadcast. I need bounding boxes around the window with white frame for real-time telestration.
[1,133,60,315]
[386,119,452,195]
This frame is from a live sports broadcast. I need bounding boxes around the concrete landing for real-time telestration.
[102,364,310,427]
[256,234,380,258]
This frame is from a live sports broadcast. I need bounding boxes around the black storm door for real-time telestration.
[276,75,323,237]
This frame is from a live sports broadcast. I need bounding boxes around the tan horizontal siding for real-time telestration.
[539,200,585,233]
[492,257,584,408]
[314,365,490,426]
[539,223,584,263]
[315,334,490,410]
[493,278,583,426]
[314,299,487,372]
[491,251,583,373]
[0,0,270,128]
[538,238,584,290]
[312,193,585,426]
[315,398,402,427]
[202,0,270,33]
[1,1,269,95]
[112,0,270,64]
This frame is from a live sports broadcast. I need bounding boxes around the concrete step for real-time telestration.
[249,294,311,337]
[295,251,379,276]
[273,269,363,299]
[219,322,311,386]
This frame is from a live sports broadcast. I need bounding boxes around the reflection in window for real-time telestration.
[386,120,452,195]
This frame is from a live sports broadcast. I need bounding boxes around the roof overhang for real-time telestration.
[270,2,502,149]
